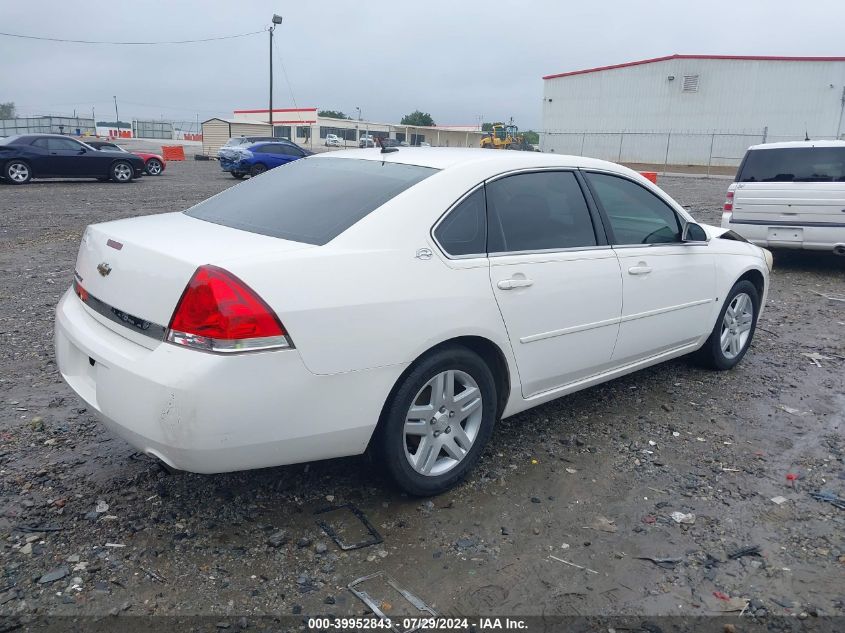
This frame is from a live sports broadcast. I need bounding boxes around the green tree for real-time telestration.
[318,110,350,119]
[0,102,15,119]
[481,121,504,132]
[400,111,435,127]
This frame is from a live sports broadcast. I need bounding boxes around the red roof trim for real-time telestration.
[233,108,317,114]
[542,54,845,80]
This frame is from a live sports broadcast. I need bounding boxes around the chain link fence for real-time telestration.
[540,129,814,173]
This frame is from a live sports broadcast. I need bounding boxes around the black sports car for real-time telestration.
[0,134,146,184]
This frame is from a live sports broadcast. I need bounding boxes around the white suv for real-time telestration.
[324,134,342,147]
[722,140,845,255]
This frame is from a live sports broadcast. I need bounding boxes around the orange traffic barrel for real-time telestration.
[161,146,186,161]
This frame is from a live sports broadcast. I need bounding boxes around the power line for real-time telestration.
[272,35,300,114]
[0,30,264,45]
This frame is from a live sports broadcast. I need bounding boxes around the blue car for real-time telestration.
[218,140,312,179]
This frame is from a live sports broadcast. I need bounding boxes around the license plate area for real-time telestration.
[767,226,803,243]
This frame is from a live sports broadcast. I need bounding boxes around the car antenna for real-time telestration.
[377,137,398,154]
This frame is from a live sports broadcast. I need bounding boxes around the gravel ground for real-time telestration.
[1,160,844,625]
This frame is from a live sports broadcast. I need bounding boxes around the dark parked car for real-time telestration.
[0,134,145,184]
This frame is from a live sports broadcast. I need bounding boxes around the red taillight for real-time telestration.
[73,279,89,303]
[723,189,735,212]
[166,265,291,353]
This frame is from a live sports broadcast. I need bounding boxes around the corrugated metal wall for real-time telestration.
[541,58,845,165]
[0,117,96,137]
[133,120,173,140]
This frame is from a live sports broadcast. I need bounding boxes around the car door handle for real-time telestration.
[497,278,534,290]
[628,264,652,275]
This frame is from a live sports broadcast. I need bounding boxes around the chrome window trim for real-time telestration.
[611,241,708,250]
[430,165,701,260]
[488,244,613,258]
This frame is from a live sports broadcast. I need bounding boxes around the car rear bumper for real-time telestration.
[724,220,845,252]
[219,159,247,173]
[55,288,394,473]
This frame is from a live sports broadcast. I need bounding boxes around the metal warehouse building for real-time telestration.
[541,55,845,168]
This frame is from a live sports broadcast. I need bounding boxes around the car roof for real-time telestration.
[747,139,845,150]
[315,147,634,173]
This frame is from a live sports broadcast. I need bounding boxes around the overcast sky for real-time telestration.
[2,0,844,130]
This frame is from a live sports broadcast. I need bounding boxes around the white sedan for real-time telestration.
[55,149,771,495]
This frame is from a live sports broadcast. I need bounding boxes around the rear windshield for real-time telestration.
[738,147,845,182]
[186,158,437,245]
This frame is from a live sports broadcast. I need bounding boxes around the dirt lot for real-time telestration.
[1,159,844,627]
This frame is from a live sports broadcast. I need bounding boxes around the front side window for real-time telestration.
[586,172,681,245]
[187,158,437,245]
[486,171,597,253]
[434,187,487,256]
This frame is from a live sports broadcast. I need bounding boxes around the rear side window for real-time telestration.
[434,187,487,256]
[186,158,437,245]
[487,171,597,253]
[738,147,845,182]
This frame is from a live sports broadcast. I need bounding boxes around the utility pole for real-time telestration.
[270,15,283,135]
[113,96,119,126]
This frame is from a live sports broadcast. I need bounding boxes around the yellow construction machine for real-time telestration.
[480,124,533,151]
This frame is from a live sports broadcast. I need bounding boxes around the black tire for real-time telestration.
[231,172,246,179]
[110,160,134,183]
[249,163,267,177]
[697,280,760,370]
[145,158,163,176]
[4,160,31,185]
[378,345,497,496]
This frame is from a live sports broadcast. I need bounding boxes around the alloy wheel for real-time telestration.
[403,369,483,476]
[8,162,29,183]
[720,292,754,359]
[146,160,162,175]
[113,163,132,181]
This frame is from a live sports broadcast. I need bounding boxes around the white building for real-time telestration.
[202,107,485,156]
[541,55,845,167]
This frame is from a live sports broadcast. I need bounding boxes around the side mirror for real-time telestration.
[78,148,87,154]
[682,222,708,242]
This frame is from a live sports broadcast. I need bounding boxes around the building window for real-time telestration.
[273,125,291,139]
[296,126,311,141]
[410,133,426,146]
[319,126,356,141]
[682,75,699,93]
[395,132,406,142]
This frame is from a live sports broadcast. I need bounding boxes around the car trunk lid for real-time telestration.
[74,212,312,349]
[732,182,845,225]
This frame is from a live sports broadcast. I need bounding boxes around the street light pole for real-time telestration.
[113,96,119,126]
[269,15,283,135]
